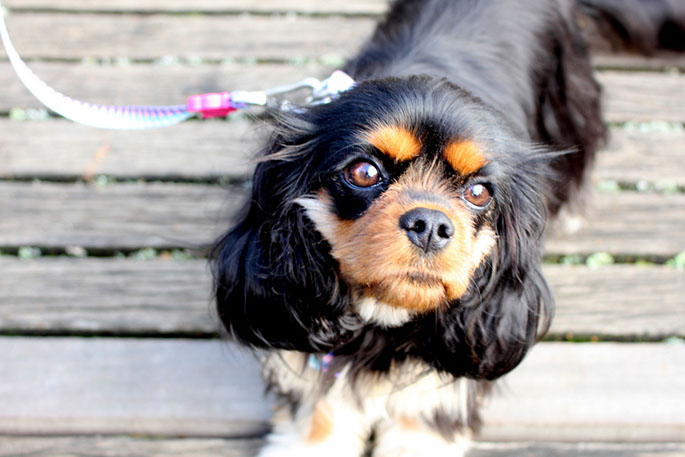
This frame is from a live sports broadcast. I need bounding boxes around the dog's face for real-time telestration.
[213,76,553,379]
[296,122,498,325]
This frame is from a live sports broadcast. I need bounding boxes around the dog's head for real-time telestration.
[213,76,554,379]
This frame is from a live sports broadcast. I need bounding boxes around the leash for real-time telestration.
[0,1,355,130]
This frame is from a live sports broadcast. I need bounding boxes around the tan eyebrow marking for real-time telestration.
[443,140,487,175]
[366,125,422,162]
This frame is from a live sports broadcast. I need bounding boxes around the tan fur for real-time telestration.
[366,125,422,162]
[307,401,334,443]
[443,140,487,175]
[297,161,496,313]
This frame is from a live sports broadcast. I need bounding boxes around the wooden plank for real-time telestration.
[0,181,682,256]
[0,337,271,438]
[0,119,258,181]
[0,181,241,250]
[0,62,329,112]
[471,442,685,457]
[0,258,682,338]
[479,343,685,443]
[1,119,683,184]
[544,265,685,339]
[1,120,684,185]
[594,129,685,186]
[0,438,683,457]
[0,437,263,457]
[0,64,683,124]
[2,0,390,15]
[0,338,682,441]
[598,72,685,123]
[544,191,685,257]
[0,258,215,334]
[2,5,683,70]
[0,13,377,61]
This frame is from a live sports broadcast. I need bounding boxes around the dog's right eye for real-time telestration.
[344,161,381,188]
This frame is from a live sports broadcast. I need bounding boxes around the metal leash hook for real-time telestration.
[189,72,356,119]
[0,0,355,130]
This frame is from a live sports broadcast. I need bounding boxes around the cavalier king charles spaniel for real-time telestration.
[211,0,683,455]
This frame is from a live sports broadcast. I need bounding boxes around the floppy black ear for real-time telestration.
[211,130,361,352]
[426,151,554,380]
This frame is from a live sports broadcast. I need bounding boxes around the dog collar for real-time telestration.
[308,352,339,376]
[0,1,355,130]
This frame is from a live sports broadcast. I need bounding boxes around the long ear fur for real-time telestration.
[211,121,361,352]
[426,149,554,380]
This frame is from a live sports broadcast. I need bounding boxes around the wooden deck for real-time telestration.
[0,1,684,455]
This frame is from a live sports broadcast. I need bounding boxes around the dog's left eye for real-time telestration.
[463,183,493,208]
[344,161,381,188]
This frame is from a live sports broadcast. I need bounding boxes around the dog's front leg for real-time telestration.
[258,396,370,457]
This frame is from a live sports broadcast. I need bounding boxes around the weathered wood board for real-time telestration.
[0,437,683,457]
[1,63,683,123]
[0,337,271,438]
[1,0,683,453]
[3,0,390,15]
[479,343,685,443]
[1,181,682,256]
[0,338,682,442]
[0,13,377,61]
[2,120,684,185]
[0,258,682,339]
[0,119,258,180]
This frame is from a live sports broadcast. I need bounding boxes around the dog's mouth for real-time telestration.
[402,271,443,286]
[362,271,450,312]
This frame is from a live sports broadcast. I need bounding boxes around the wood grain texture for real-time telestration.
[0,258,682,338]
[470,442,685,457]
[0,118,258,180]
[544,265,684,339]
[0,182,682,256]
[0,258,216,334]
[0,337,271,438]
[0,62,328,112]
[594,129,685,186]
[543,190,685,257]
[3,2,684,71]
[479,343,685,442]
[0,181,243,250]
[0,13,377,61]
[0,338,682,441]
[598,72,685,122]
[1,119,683,184]
[0,437,683,457]
[3,0,389,15]
[1,66,684,123]
[0,437,263,457]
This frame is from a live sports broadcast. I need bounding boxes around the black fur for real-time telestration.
[211,0,683,444]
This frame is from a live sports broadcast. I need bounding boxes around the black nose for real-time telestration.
[399,207,454,253]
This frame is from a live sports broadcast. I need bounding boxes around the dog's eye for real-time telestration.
[344,161,381,188]
[463,183,492,208]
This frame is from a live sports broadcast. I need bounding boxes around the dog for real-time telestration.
[211,1,684,455]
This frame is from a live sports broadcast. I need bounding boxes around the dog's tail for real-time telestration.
[578,0,685,54]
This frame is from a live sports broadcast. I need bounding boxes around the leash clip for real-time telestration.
[186,71,354,119]
[264,70,356,111]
